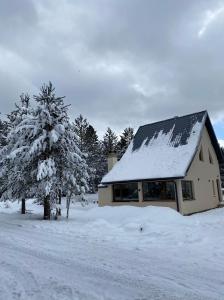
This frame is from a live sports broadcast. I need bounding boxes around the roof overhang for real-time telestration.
[102,176,184,185]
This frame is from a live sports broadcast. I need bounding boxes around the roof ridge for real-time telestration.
[139,110,207,130]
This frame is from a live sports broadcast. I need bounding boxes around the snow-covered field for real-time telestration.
[0,195,224,300]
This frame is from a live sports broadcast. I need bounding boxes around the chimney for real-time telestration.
[107,151,117,172]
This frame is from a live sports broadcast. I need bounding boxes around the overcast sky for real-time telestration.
[0,0,224,139]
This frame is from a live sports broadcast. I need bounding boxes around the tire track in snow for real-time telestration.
[0,213,222,300]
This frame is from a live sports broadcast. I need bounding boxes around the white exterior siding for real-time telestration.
[180,126,221,215]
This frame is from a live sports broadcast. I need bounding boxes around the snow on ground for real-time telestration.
[0,195,224,300]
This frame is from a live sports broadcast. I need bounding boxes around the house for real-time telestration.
[98,111,223,215]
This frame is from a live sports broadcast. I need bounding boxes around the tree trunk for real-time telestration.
[43,195,51,220]
[21,198,26,214]
[58,189,62,216]
[66,196,71,219]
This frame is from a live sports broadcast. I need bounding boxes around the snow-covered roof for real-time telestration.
[102,111,223,183]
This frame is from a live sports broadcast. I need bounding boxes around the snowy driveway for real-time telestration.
[0,203,224,300]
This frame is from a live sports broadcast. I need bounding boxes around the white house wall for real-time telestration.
[180,126,221,215]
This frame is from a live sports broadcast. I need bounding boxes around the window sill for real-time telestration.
[183,199,195,201]
[113,200,139,202]
[143,199,175,202]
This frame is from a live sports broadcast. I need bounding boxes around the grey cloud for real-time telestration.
[0,0,38,50]
[0,0,224,134]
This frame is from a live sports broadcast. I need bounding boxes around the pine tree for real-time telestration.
[97,128,118,184]
[73,117,106,193]
[117,127,134,158]
[7,94,30,127]
[0,94,31,214]
[33,82,89,219]
[85,125,103,192]
[73,114,89,152]
[96,140,108,184]
[102,127,118,155]
[0,118,9,149]
[1,82,89,219]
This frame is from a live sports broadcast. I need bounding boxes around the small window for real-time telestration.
[208,150,213,164]
[113,183,138,202]
[199,147,204,161]
[212,180,216,196]
[181,181,194,200]
[143,181,176,201]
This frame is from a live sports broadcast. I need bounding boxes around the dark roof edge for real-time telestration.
[185,111,224,176]
[101,176,184,185]
[138,110,207,132]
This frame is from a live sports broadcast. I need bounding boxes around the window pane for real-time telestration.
[181,181,194,200]
[209,150,213,164]
[166,182,176,200]
[199,147,204,161]
[143,182,162,200]
[114,185,122,201]
[143,181,175,201]
[113,183,138,201]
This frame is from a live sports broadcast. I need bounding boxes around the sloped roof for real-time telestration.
[102,111,223,184]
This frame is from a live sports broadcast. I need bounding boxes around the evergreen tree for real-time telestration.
[102,127,118,154]
[7,94,30,127]
[97,127,118,184]
[1,82,89,219]
[73,114,89,152]
[84,125,104,192]
[0,94,31,214]
[96,140,108,183]
[73,116,109,192]
[0,118,9,149]
[117,127,134,158]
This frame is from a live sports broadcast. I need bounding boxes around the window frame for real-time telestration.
[113,182,139,202]
[199,146,204,162]
[208,149,214,164]
[142,180,176,202]
[181,180,195,201]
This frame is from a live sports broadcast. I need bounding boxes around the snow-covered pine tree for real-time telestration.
[7,94,30,127]
[23,82,89,219]
[0,94,32,214]
[0,117,9,149]
[73,116,104,193]
[117,127,134,158]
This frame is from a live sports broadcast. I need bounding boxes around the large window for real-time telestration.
[181,180,194,200]
[113,183,138,202]
[143,181,176,201]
